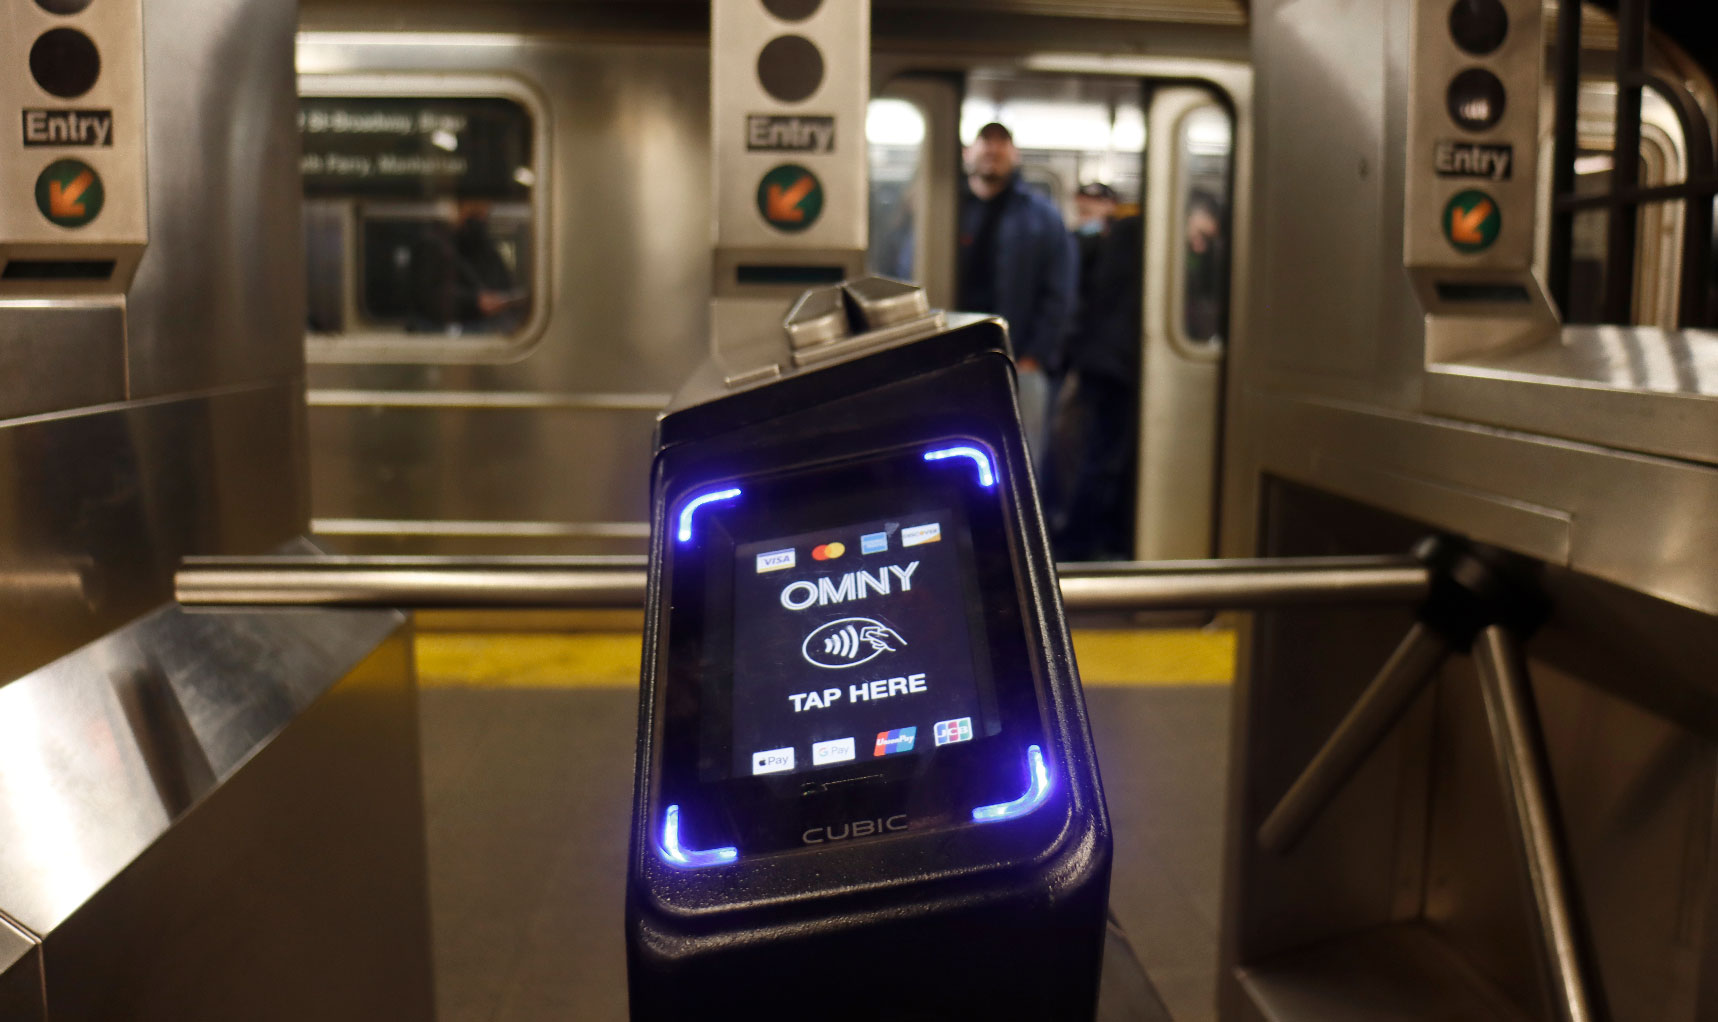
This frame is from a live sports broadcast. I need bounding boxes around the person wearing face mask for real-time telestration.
[1052,182,1144,562]
[957,122,1077,475]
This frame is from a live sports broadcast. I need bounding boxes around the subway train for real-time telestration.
[3,1,1718,1021]
[295,1,1713,567]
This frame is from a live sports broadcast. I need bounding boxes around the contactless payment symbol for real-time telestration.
[803,617,906,669]
[35,158,104,228]
[1443,188,1500,253]
[757,163,823,232]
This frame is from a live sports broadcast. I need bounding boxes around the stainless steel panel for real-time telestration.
[0,382,307,686]
[126,0,305,397]
[0,605,433,1021]
[0,917,43,1022]
[0,301,125,420]
[1426,326,1718,467]
[306,400,657,550]
[1252,0,1391,385]
[1251,393,1718,617]
[0,603,403,934]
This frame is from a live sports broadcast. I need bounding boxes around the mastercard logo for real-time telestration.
[811,542,846,561]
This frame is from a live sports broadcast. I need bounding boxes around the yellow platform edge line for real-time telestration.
[414,629,1234,689]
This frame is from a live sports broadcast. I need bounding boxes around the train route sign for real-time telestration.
[1442,189,1500,253]
[756,163,824,232]
[34,158,104,228]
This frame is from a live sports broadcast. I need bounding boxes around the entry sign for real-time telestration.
[22,109,114,147]
[1434,141,1512,181]
[747,115,835,153]
[1443,189,1500,253]
[34,158,105,228]
[756,163,824,233]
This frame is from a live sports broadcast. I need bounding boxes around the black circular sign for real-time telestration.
[1448,0,1508,56]
[1446,67,1506,132]
[756,35,824,104]
[30,28,101,99]
[761,0,822,21]
[35,0,96,13]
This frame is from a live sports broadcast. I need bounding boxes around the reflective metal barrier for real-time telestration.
[175,553,1430,611]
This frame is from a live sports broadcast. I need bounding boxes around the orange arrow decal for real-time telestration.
[48,171,95,219]
[766,174,816,222]
[1449,198,1493,244]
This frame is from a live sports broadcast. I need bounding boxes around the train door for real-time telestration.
[1137,87,1233,561]
[869,69,1239,562]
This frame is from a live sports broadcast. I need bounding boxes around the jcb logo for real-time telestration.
[802,814,908,844]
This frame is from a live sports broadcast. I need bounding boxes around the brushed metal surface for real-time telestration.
[0,602,403,934]
[1426,326,1718,466]
[0,301,126,420]
[306,401,658,550]
[126,0,305,398]
[0,917,43,1022]
[0,383,307,686]
[1250,393,1718,617]
[3,607,434,1021]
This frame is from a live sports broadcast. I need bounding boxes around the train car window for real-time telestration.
[1543,4,1718,329]
[867,97,926,280]
[297,82,548,362]
[1547,83,1686,327]
[1176,106,1233,345]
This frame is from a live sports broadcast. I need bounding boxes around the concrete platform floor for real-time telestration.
[416,628,1230,1021]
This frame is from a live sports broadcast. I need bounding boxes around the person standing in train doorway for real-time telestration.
[1053,182,1144,561]
[958,122,1078,475]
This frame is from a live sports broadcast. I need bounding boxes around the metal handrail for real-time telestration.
[175,554,1429,612]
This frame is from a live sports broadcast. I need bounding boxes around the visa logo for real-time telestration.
[756,548,796,573]
[874,727,917,757]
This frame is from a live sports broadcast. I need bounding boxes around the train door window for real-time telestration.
[1541,3,1718,330]
[867,97,926,281]
[1547,82,1687,327]
[298,77,549,363]
[1175,106,1233,345]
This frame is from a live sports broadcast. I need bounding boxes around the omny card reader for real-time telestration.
[626,279,1112,1020]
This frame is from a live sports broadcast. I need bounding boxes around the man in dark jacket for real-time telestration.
[1054,183,1144,561]
[957,122,1077,469]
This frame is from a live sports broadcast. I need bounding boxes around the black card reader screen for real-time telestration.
[727,509,999,779]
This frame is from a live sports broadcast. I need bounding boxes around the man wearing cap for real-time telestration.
[958,122,1077,467]
[1055,182,1144,561]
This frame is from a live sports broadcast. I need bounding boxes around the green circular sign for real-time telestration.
[35,158,104,228]
[756,163,823,233]
[1442,188,1500,253]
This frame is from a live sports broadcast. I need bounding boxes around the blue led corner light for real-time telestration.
[658,804,739,868]
[972,745,1053,823]
[675,487,742,543]
[923,445,996,488]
